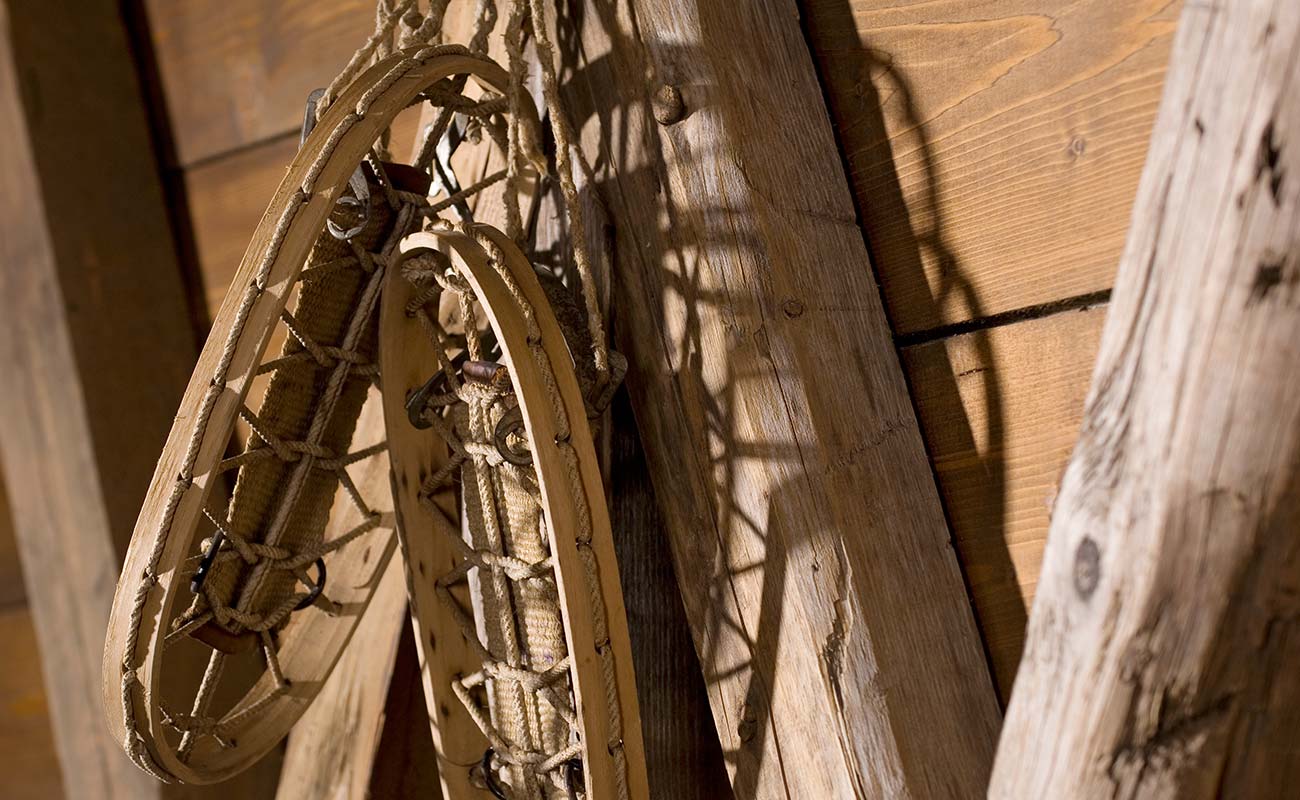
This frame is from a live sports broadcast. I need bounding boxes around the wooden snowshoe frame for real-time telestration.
[381,227,648,799]
[101,46,526,785]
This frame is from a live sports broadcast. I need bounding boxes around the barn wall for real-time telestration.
[0,0,1181,793]
[149,0,1177,701]
[803,0,1180,697]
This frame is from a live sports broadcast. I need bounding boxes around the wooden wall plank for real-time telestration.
[0,606,66,800]
[143,0,377,166]
[803,0,1180,334]
[901,304,1105,699]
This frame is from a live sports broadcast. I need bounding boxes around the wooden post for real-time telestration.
[0,1,277,796]
[990,2,1300,796]
[562,1,1002,796]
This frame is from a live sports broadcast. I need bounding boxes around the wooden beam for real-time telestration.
[990,1,1300,795]
[0,2,278,796]
[562,1,1001,796]
[0,2,191,796]
[607,392,733,799]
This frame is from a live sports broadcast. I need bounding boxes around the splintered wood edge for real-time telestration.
[377,251,486,797]
[400,228,649,800]
[101,48,518,785]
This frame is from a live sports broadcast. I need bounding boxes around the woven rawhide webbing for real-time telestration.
[380,224,646,800]
[101,43,528,784]
[182,181,401,647]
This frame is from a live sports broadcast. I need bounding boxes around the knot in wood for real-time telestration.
[652,84,685,125]
[1074,536,1101,599]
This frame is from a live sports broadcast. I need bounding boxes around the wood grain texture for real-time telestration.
[276,555,407,800]
[607,391,733,800]
[991,1,1300,795]
[902,304,1105,700]
[0,606,66,800]
[803,0,1180,334]
[0,473,25,608]
[365,619,442,799]
[143,0,378,166]
[0,2,247,796]
[563,0,1001,796]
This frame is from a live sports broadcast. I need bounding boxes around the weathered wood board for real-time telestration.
[804,0,1180,333]
[0,1,282,797]
[562,0,1001,796]
[1,3,215,796]
[992,0,1300,794]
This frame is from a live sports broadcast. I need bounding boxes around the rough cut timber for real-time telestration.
[0,1,278,797]
[562,0,1001,796]
[990,1,1300,796]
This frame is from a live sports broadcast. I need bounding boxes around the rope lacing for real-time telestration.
[115,2,629,793]
[403,218,630,797]
[155,168,432,760]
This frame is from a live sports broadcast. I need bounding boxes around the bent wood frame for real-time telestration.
[384,227,648,799]
[101,47,516,784]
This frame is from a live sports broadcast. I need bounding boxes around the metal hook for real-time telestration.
[493,405,533,466]
[301,88,371,240]
[191,535,325,613]
[563,759,585,799]
[406,350,471,429]
[190,530,225,595]
[293,558,328,610]
[480,748,508,800]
